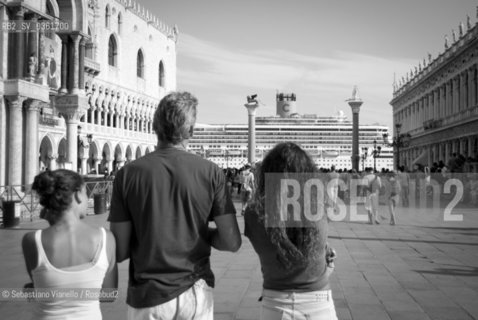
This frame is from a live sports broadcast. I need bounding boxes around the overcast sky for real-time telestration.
[142,0,477,130]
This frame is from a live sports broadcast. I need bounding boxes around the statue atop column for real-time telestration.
[350,86,360,101]
[247,94,258,104]
[28,53,37,81]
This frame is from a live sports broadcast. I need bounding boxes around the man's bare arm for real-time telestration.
[110,221,132,262]
[210,214,241,252]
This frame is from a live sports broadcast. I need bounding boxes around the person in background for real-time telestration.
[388,171,401,225]
[397,166,410,207]
[109,91,241,320]
[326,165,340,215]
[225,168,235,195]
[233,168,242,195]
[22,169,118,320]
[363,167,382,224]
[241,163,255,215]
[245,142,338,320]
[413,163,426,203]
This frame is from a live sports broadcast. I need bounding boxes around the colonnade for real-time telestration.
[395,65,478,133]
[1,5,89,187]
[399,135,478,169]
[82,81,156,134]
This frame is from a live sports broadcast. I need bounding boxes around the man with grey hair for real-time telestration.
[109,91,241,319]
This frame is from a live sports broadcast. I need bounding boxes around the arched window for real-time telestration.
[105,5,110,28]
[159,61,165,87]
[118,13,122,35]
[45,0,55,39]
[108,35,117,66]
[137,50,144,78]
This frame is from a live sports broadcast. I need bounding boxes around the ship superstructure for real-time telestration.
[189,93,393,170]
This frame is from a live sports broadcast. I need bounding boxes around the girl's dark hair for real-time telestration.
[32,169,84,221]
[251,142,327,269]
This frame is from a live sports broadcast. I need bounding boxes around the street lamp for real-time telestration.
[372,139,382,172]
[382,123,411,170]
[361,147,368,171]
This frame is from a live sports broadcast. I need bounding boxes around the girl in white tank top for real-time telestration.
[31,228,108,319]
[22,170,117,320]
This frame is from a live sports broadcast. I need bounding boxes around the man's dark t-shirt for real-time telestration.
[108,147,233,308]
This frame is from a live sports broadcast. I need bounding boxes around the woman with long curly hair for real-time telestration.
[244,142,338,319]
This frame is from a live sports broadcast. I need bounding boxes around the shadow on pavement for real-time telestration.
[329,235,478,246]
[422,226,478,231]
[416,266,478,277]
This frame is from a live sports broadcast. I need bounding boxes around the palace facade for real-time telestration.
[0,0,176,187]
[391,11,478,170]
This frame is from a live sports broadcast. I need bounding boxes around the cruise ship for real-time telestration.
[188,93,394,171]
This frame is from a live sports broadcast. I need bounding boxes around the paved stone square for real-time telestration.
[0,200,477,320]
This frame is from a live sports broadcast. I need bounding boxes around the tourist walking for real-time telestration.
[388,171,401,225]
[397,166,410,207]
[326,165,340,215]
[233,168,242,195]
[241,163,255,214]
[244,142,338,320]
[363,167,382,224]
[109,91,241,320]
[23,169,118,320]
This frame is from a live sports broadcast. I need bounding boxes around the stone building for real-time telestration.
[0,0,177,188]
[391,11,478,171]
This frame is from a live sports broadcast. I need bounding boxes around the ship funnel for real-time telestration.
[276,92,297,118]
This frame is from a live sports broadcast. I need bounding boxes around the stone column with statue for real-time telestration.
[244,95,260,164]
[347,86,363,172]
